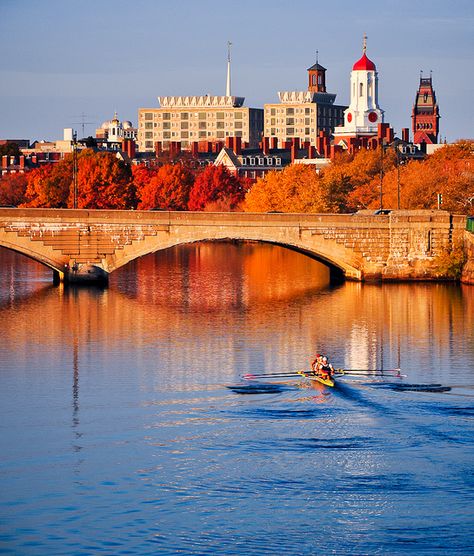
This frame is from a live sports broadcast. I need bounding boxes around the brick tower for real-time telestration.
[307,51,327,93]
[412,73,440,144]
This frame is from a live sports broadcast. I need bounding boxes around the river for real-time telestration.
[0,243,473,555]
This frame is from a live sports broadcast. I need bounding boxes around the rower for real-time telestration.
[310,353,323,375]
[317,356,334,380]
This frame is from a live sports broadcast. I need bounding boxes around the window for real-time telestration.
[217,112,224,119]
[359,83,363,97]
[267,158,273,165]
[234,112,242,119]
[286,108,294,115]
[163,132,171,139]
[145,122,153,129]
[199,122,207,129]
[163,122,170,130]
[199,131,206,138]
[181,112,189,120]
[145,141,153,148]
[144,113,153,120]
[286,118,294,126]
[145,132,153,139]
[305,107,311,115]
[287,128,294,135]
[198,112,206,120]
[235,130,243,137]
[217,121,225,129]
[163,113,170,120]
[275,158,281,166]
[235,121,242,129]
[181,131,189,138]
[181,122,189,130]
[271,108,276,116]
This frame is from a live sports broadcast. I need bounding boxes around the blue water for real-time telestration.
[0,244,473,555]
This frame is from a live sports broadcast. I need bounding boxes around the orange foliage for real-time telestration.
[23,164,69,208]
[22,150,135,209]
[137,163,194,210]
[75,150,135,209]
[244,164,329,213]
[348,141,474,212]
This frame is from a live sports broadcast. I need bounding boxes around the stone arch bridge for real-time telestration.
[0,208,469,284]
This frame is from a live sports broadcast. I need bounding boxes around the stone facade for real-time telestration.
[462,230,474,285]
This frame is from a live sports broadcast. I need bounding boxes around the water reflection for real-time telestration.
[0,243,472,383]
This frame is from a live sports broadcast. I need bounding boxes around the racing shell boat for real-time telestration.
[298,371,336,387]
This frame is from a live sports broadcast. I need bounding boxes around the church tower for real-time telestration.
[333,35,384,146]
[412,73,440,144]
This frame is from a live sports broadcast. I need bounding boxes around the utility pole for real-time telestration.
[72,131,78,209]
[379,140,385,211]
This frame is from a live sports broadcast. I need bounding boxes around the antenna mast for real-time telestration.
[226,41,232,97]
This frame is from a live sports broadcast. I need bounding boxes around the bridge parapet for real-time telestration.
[0,208,468,284]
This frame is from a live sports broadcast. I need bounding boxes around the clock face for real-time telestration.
[347,113,352,123]
[368,111,378,123]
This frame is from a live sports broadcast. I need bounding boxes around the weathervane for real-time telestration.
[363,33,367,54]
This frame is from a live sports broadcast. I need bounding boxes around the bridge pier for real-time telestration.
[63,264,109,285]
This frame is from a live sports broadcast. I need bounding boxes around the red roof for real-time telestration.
[352,53,376,71]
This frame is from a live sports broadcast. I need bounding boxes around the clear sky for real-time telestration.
[1,0,472,142]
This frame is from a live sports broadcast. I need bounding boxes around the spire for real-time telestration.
[226,41,232,97]
[316,49,319,64]
[363,33,367,54]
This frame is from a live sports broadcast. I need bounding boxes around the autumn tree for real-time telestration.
[188,165,246,211]
[22,149,136,209]
[0,142,21,159]
[0,173,28,206]
[138,163,194,210]
[322,148,397,212]
[244,164,330,213]
[23,164,70,208]
[74,150,135,209]
[348,141,474,212]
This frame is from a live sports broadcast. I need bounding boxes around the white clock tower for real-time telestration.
[334,35,384,142]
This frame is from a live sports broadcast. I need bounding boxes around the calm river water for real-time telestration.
[0,243,473,555]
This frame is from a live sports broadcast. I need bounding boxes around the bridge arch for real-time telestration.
[105,234,361,281]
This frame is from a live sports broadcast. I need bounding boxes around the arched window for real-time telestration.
[359,83,363,97]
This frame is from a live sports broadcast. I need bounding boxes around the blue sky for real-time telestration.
[0,0,472,142]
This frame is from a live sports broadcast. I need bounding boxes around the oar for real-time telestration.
[242,372,306,380]
[336,368,401,374]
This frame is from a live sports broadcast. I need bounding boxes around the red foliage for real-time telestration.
[138,163,194,210]
[0,173,28,206]
[188,165,246,211]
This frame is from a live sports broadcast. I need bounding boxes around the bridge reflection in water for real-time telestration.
[0,242,472,391]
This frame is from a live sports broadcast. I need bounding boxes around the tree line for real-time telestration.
[0,141,472,214]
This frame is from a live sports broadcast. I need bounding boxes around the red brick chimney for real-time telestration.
[155,141,162,155]
[402,128,409,142]
[234,136,242,155]
[262,137,269,155]
[191,142,199,156]
[19,155,25,169]
[1,155,7,168]
[270,137,278,150]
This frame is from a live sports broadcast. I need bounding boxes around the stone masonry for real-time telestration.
[0,208,469,284]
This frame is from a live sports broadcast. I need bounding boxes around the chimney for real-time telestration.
[270,137,278,150]
[191,142,199,156]
[402,128,410,143]
[308,145,317,158]
[234,136,242,155]
[291,137,300,150]
[19,155,25,169]
[155,141,162,155]
[385,126,394,144]
[175,141,181,155]
[1,155,7,168]
[128,141,136,159]
[225,136,232,149]
[262,137,269,155]
[207,141,213,153]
